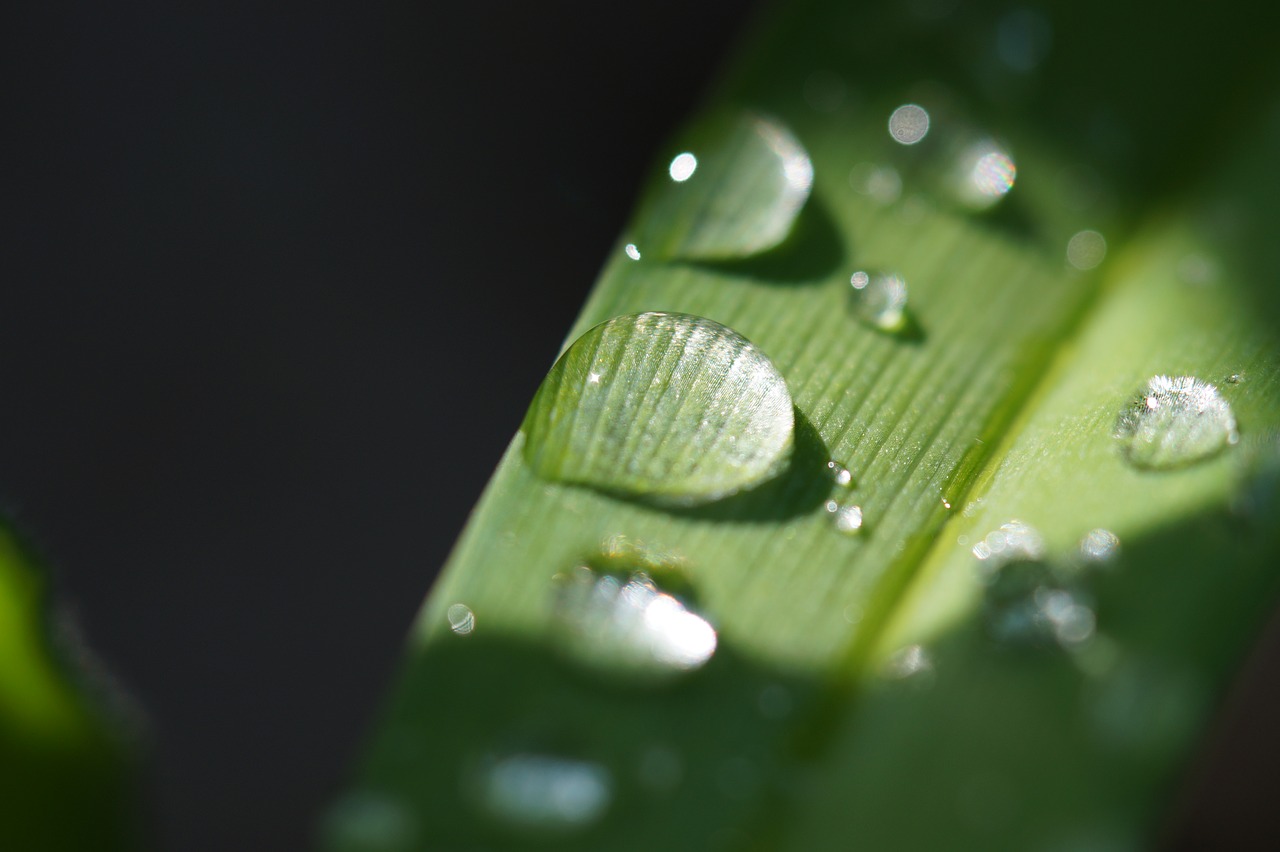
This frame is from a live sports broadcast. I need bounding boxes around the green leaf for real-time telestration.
[328,1,1280,849]
[0,522,138,851]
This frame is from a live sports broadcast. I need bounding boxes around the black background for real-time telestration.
[2,2,1276,850]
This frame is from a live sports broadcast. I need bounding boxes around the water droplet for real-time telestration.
[1225,372,1244,385]
[848,162,902,205]
[1114,375,1239,470]
[996,9,1053,73]
[635,112,813,260]
[321,792,417,852]
[825,499,864,535]
[475,753,612,831]
[552,558,716,677]
[446,603,476,636]
[950,140,1017,209]
[888,104,930,145]
[522,312,794,504]
[849,270,908,331]
[980,558,1096,649]
[1066,229,1107,270]
[624,243,641,261]
[1078,528,1121,563]
[826,460,854,488]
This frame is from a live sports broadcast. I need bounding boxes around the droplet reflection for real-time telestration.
[477,754,612,831]
[624,243,641,261]
[888,104,930,145]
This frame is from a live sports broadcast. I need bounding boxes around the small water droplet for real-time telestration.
[1225,372,1244,385]
[636,112,813,260]
[825,499,864,535]
[849,162,902,205]
[523,312,794,504]
[1066,229,1107,270]
[475,753,612,831]
[888,104,930,145]
[826,460,854,488]
[552,556,716,677]
[950,140,1017,209]
[624,243,641,261]
[941,496,953,510]
[1078,528,1121,563]
[321,792,417,852]
[971,519,1044,565]
[446,603,476,636]
[1114,375,1239,470]
[849,270,908,331]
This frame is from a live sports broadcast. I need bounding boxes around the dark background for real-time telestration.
[1,2,1276,850]
[2,2,749,849]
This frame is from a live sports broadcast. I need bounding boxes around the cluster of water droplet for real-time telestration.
[823,459,864,536]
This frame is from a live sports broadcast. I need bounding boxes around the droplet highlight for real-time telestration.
[634,112,813,260]
[552,555,717,677]
[475,754,613,831]
[624,243,641,261]
[522,312,794,504]
[849,270,908,331]
[1114,375,1239,469]
[826,460,854,488]
[888,104,930,145]
[951,140,1016,209]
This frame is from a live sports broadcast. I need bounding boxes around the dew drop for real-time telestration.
[950,140,1017,209]
[475,753,612,831]
[849,270,908,331]
[1114,375,1239,470]
[825,499,864,535]
[552,556,716,677]
[522,312,794,504]
[972,519,1045,567]
[826,460,854,488]
[624,243,641,261]
[1066,229,1107,270]
[635,112,813,260]
[849,162,902,205]
[888,104,930,145]
[446,603,476,636]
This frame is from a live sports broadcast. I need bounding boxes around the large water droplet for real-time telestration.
[849,270,909,331]
[552,552,717,677]
[1114,375,1239,470]
[475,753,613,831]
[522,312,794,504]
[633,112,813,260]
